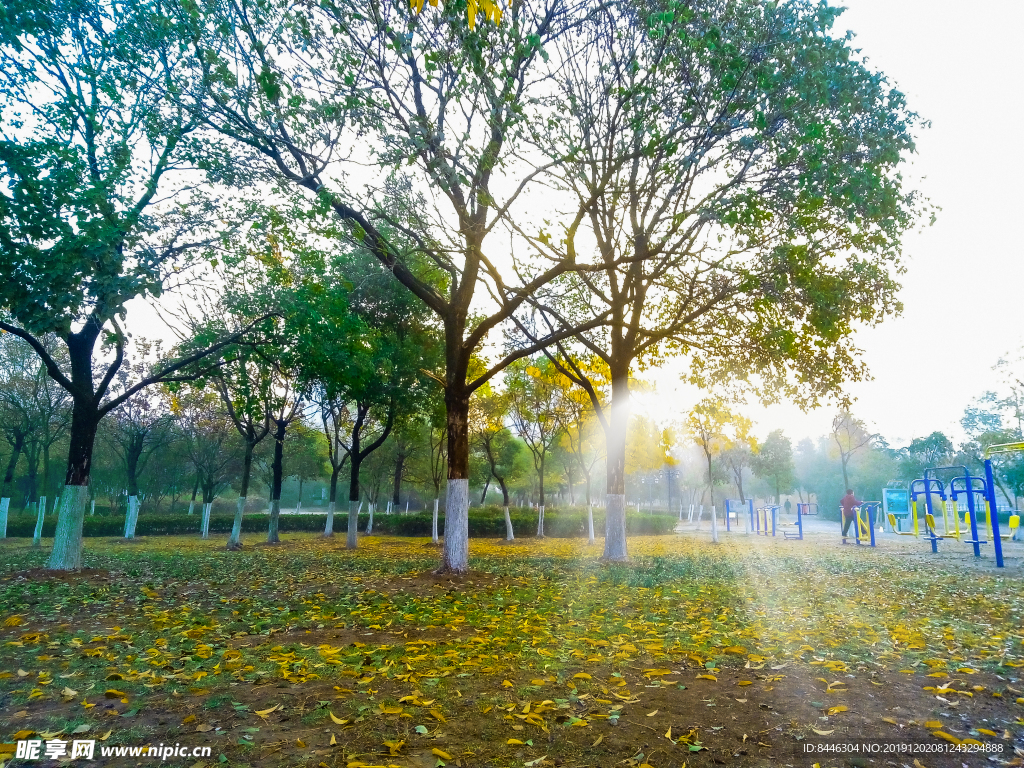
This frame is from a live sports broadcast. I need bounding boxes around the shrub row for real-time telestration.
[2,508,676,539]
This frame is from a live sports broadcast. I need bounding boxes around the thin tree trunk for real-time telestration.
[229,440,255,549]
[392,451,404,506]
[187,477,198,515]
[366,503,374,534]
[0,497,7,539]
[201,496,213,539]
[432,498,440,543]
[504,505,514,540]
[325,464,341,537]
[32,496,46,546]
[346,499,359,549]
[587,504,595,545]
[267,417,286,545]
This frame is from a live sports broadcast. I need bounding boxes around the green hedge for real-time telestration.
[1,508,676,538]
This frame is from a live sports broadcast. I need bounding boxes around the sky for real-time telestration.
[642,0,1024,448]
[125,0,1024,450]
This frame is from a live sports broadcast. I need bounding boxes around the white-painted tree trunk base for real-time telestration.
[187,500,195,516]
[124,495,140,539]
[695,504,704,530]
[366,505,375,534]
[228,497,245,548]
[504,506,514,541]
[32,496,46,546]
[90,500,95,516]
[47,485,90,571]
[587,505,595,545]
[324,501,335,537]
[432,498,439,544]
[296,500,302,513]
[0,497,9,538]
[710,505,719,543]
[346,500,359,549]
[536,505,545,537]
[602,494,629,561]
[200,502,212,539]
[437,479,469,573]
[267,499,281,543]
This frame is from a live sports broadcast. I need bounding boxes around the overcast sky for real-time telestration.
[644,0,1024,448]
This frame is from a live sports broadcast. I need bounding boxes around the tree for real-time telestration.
[103,354,174,539]
[752,430,796,503]
[721,416,758,503]
[172,391,238,538]
[284,421,326,512]
[471,387,526,540]
[524,0,925,561]
[0,0,263,569]
[686,399,736,514]
[210,351,275,549]
[188,0,613,573]
[508,358,570,537]
[831,411,874,490]
[895,431,954,483]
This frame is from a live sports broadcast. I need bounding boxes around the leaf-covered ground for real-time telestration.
[2,530,1024,768]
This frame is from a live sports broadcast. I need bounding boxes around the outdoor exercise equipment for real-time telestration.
[724,499,754,533]
[784,502,818,540]
[754,505,779,536]
[842,502,880,546]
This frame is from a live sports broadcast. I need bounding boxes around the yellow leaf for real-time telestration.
[924,720,942,728]
[881,717,898,725]
[826,705,848,715]
[104,689,127,698]
[383,739,404,756]
[256,704,282,717]
[507,739,525,745]
[530,679,546,685]
[931,731,960,745]
[61,686,78,698]
[11,730,35,740]
[646,710,659,717]
[591,735,603,747]
[737,681,752,686]
[977,728,998,737]
[696,674,717,682]
[572,673,591,680]
[432,748,453,760]
[330,734,337,745]
[98,730,112,741]
[812,729,834,736]
[329,711,348,725]
[664,726,672,739]
[956,668,977,674]
[296,738,306,748]
[183,714,197,724]
[430,709,447,723]
[723,646,747,655]
[379,705,403,715]
[4,615,23,627]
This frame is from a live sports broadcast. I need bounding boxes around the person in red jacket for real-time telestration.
[840,489,862,538]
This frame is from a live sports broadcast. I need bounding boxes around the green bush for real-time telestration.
[1,506,676,538]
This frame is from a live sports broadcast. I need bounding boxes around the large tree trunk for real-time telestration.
[437,390,470,573]
[346,499,359,549]
[602,371,630,562]
[124,495,140,538]
[0,497,8,539]
[47,394,97,571]
[267,417,286,544]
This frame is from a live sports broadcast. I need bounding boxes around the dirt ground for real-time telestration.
[2,528,1024,768]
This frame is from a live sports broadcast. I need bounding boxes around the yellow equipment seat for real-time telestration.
[925,513,945,539]
[888,513,916,536]
[1002,514,1020,541]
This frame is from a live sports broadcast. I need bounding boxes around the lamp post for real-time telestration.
[664,468,681,516]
